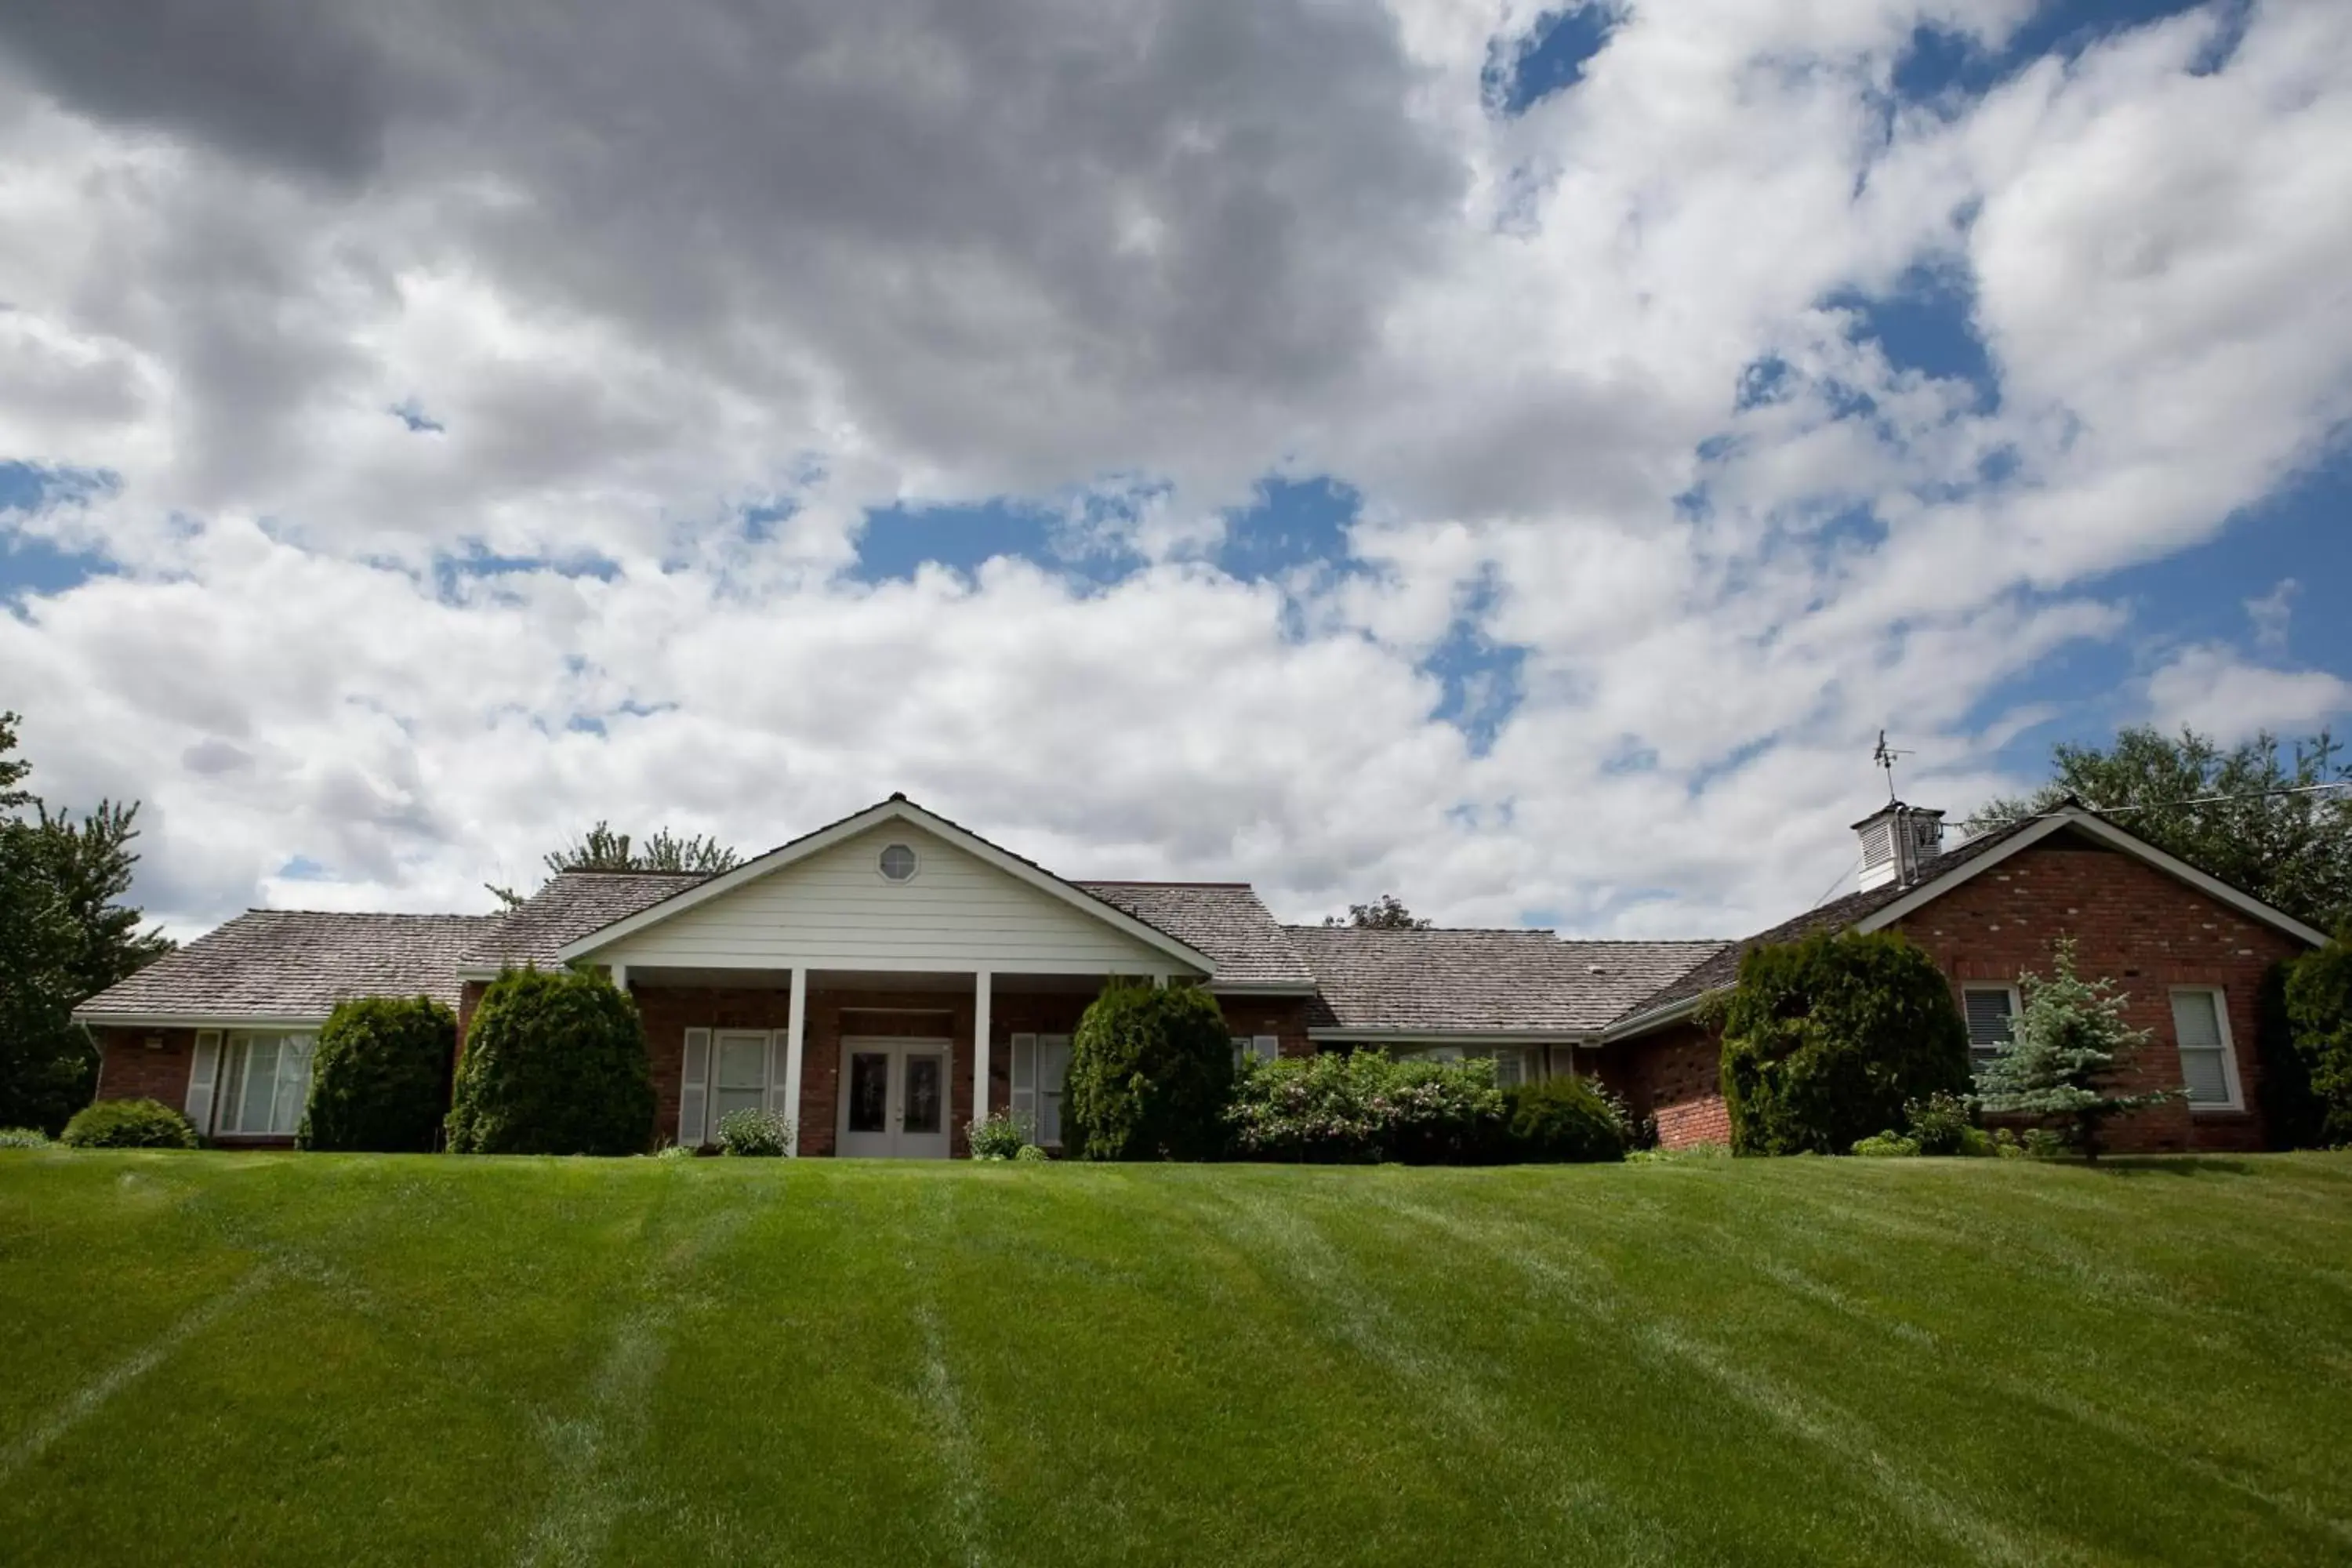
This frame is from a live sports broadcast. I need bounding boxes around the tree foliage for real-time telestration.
[486,821,742,907]
[1063,982,1235,1160]
[1323,893,1432,929]
[1716,930,1972,1156]
[445,967,654,1155]
[1976,939,2177,1160]
[0,713,173,1133]
[299,996,458,1152]
[2282,938,2352,1149]
[1972,726,2352,931]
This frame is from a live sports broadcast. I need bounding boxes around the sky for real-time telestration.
[1,0,2347,942]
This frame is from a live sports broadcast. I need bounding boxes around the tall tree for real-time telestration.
[0,713,172,1131]
[1323,893,1432,930]
[1972,727,2352,932]
[487,821,743,908]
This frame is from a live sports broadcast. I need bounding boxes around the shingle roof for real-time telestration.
[459,872,713,968]
[75,911,502,1020]
[1612,817,2042,1025]
[1075,883,1316,988]
[1286,925,1724,1034]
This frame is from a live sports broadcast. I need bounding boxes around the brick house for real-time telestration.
[71,793,2325,1156]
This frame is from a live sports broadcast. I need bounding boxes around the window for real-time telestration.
[1492,1047,1529,1088]
[877,843,919,883]
[1231,1035,1279,1068]
[2170,988,2241,1110]
[1962,986,2017,1079]
[216,1033,315,1136]
[1011,1034,1074,1146]
[710,1031,771,1127]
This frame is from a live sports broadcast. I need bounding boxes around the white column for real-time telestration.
[610,963,628,992]
[782,965,807,1156]
[972,967,993,1141]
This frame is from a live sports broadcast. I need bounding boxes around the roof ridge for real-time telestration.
[1076,879,1254,889]
[240,908,503,920]
[1286,923,1559,936]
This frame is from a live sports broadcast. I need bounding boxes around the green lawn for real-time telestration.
[2,1153,2348,1567]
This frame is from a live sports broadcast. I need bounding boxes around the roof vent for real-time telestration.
[1852,801,1944,892]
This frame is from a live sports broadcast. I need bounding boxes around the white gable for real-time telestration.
[588,822,1189,975]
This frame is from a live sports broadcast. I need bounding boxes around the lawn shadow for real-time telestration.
[2088,1156,2257,1179]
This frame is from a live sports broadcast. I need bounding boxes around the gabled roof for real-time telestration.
[1605,804,2329,1037]
[74,911,501,1025]
[1287,925,1723,1036]
[1076,883,1316,989]
[550,794,1216,974]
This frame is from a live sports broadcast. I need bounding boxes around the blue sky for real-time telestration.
[1,0,2346,936]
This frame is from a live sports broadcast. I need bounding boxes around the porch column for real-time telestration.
[972,967,993,1138]
[610,963,628,992]
[782,965,807,1156]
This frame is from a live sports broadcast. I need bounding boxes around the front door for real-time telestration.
[836,1037,955,1159]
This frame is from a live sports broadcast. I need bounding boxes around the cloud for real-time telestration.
[0,0,2347,942]
[2246,578,2297,652]
[2145,644,2352,742]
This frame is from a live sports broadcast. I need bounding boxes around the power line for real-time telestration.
[1952,778,2352,833]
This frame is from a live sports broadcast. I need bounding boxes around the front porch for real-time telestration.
[632,969,1132,1157]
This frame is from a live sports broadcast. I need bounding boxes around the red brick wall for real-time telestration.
[92,1026,197,1109]
[1889,832,2301,1153]
[1617,833,2310,1153]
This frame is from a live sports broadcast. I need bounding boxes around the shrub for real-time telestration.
[1977,939,2177,1161]
[967,1110,1027,1161]
[2283,938,2352,1148]
[1503,1076,1627,1163]
[445,967,654,1156]
[1902,1090,1976,1156]
[1225,1051,1508,1163]
[298,995,456,1152]
[1717,930,1972,1156]
[60,1098,197,1149]
[717,1107,791,1156]
[1852,1131,1919,1157]
[1014,1142,1050,1162]
[1063,982,1236,1161]
[653,1142,697,1161]
[0,1126,52,1148]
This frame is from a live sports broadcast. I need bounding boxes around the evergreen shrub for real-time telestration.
[299,995,456,1152]
[60,1097,196,1149]
[445,967,653,1156]
[1716,931,1972,1156]
[1063,982,1236,1161]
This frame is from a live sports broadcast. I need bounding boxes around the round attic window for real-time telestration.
[878,843,920,883]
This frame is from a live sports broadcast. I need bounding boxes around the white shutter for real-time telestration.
[679,1029,712,1146]
[186,1030,223,1136]
[1010,1033,1037,1140]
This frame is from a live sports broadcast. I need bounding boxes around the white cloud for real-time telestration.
[2145,644,2352,742]
[1,0,2348,942]
[2246,578,2297,652]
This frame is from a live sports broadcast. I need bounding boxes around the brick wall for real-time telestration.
[92,1026,197,1109]
[1888,831,2299,1153]
[1617,832,2309,1153]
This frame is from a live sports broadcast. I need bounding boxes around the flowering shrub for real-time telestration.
[1225,1051,1508,1163]
[717,1108,792,1156]
[967,1111,1027,1161]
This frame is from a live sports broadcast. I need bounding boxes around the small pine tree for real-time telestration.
[1976,938,2178,1160]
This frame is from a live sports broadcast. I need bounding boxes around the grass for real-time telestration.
[2,1152,2349,1566]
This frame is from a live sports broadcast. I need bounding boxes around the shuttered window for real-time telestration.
[1231,1035,1279,1067]
[1962,987,2016,1079]
[1010,1034,1076,1146]
[2170,989,2238,1109]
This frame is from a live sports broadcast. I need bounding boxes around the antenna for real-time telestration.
[1872,729,1912,804]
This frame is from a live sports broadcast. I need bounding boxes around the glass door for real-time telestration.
[837,1038,956,1159]
[896,1047,951,1159]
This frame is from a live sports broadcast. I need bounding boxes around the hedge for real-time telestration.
[299,995,457,1152]
[445,967,654,1156]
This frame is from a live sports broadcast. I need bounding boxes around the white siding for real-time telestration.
[597,824,1185,973]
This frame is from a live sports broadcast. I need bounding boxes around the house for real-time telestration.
[72,792,2325,1156]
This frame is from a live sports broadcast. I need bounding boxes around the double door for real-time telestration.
[837,1036,953,1159]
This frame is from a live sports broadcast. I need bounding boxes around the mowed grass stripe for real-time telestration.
[1,1152,2347,1566]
